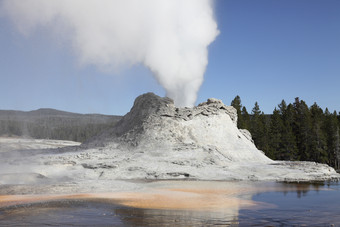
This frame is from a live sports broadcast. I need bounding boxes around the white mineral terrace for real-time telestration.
[0,93,339,194]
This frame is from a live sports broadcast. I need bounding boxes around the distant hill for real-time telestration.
[0,108,122,142]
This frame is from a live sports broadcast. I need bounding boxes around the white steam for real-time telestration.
[1,0,219,107]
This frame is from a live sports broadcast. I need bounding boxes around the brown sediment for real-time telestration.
[112,191,256,210]
[2,181,320,211]
[0,186,259,211]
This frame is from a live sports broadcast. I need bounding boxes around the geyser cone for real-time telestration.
[1,93,338,186]
[85,92,272,163]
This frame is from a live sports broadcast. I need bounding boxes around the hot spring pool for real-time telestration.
[0,181,339,226]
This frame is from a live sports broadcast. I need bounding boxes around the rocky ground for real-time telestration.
[0,93,339,194]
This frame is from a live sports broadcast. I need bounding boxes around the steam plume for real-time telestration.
[1,0,219,107]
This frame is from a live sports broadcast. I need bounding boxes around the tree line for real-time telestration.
[0,120,115,142]
[0,109,121,142]
[231,96,340,170]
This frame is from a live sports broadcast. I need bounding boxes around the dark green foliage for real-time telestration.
[241,106,250,130]
[231,95,252,130]
[231,96,242,113]
[231,95,243,129]
[309,103,328,163]
[292,98,312,161]
[268,108,283,159]
[324,110,340,169]
[0,108,122,142]
[278,102,298,160]
[233,96,340,169]
[250,102,269,154]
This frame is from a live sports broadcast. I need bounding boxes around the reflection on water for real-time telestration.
[239,181,340,226]
[0,181,339,226]
[115,207,239,226]
[0,201,240,226]
[0,201,123,226]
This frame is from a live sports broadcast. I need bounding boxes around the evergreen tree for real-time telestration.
[259,112,270,153]
[227,97,339,167]
[268,108,283,159]
[252,102,261,115]
[324,110,340,168]
[231,95,242,112]
[280,103,298,160]
[231,95,244,129]
[276,100,298,160]
[292,98,312,161]
[250,102,268,153]
[278,99,287,115]
[309,103,328,163]
[241,106,250,130]
[250,102,261,144]
[250,102,261,145]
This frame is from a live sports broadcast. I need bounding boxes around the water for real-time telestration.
[0,181,339,226]
[239,182,340,226]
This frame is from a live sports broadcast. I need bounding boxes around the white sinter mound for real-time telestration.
[0,93,339,193]
[87,92,271,163]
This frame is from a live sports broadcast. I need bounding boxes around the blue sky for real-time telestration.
[0,0,339,115]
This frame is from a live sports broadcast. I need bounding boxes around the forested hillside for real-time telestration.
[0,108,122,142]
[232,96,340,170]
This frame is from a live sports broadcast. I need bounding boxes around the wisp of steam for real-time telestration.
[1,0,219,107]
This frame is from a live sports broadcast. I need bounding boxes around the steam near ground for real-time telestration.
[0,0,219,107]
[0,93,338,192]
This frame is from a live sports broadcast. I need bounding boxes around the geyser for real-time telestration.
[0,0,219,107]
[1,92,339,186]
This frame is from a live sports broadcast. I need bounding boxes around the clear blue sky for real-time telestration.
[0,0,339,115]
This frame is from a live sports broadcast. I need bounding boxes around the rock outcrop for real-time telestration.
[86,92,270,163]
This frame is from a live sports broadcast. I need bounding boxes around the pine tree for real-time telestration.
[227,96,340,167]
[281,103,298,160]
[292,98,312,161]
[260,112,270,153]
[276,100,297,160]
[252,102,261,115]
[250,102,268,153]
[241,106,250,130]
[309,103,328,163]
[231,95,243,129]
[268,108,283,159]
[250,102,261,145]
[278,99,287,116]
[324,110,340,168]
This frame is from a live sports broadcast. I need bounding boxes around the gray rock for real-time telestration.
[239,129,254,144]
[85,92,239,150]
